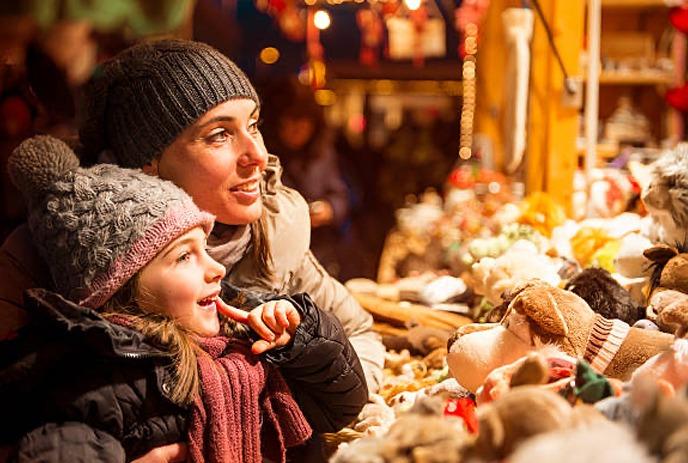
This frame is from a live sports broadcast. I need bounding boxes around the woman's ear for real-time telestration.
[142,158,160,176]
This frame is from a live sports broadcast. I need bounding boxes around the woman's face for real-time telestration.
[146,99,268,225]
[137,227,226,337]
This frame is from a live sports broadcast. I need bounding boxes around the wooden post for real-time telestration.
[475,0,520,171]
[525,0,585,215]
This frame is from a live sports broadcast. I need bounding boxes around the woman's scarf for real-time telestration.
[207,223,252,271]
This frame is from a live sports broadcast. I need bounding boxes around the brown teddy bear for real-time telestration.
[447,281,674,392]
[645,244,688,338]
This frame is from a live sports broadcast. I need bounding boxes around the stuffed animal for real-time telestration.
[509,420,654,463]
[564,267,645,325]
[331,404,469,463]
[447,281,674,393]
[472,240,562,305]
[631,339,688,397]
[634,380,688,463]
[470,386,604,460]
[645,244,688,337]
[641,144,688,246]
[475,347,577,405]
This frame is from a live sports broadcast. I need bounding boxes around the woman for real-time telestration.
[0,40,384,393]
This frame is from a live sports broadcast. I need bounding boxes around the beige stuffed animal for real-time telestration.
[447,281,674,392]
[472,240,562,305]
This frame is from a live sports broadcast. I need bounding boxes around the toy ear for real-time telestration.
[511,286,569,337]
[644,244,678,264]
[657,302,688,338]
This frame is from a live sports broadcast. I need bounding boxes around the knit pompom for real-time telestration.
[8,135,80,201]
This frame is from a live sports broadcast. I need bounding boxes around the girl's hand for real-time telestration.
[217,298,301,354]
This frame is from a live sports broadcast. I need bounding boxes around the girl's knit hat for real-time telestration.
[8,135,215,309]
[79,39,259,168]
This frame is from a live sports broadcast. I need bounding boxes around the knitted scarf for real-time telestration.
[188,337,312,463]
[207,223,252,271]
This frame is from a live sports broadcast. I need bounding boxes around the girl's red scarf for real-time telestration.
[188,336,312,463]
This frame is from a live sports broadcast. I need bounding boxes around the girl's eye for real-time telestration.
[176,251,191,263]
[206,128,229,144]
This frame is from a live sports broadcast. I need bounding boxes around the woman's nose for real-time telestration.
[237,133,268,170]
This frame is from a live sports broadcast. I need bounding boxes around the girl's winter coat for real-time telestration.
[0,288,367,461]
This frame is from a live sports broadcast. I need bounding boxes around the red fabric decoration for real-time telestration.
[443,397,478,434]
[670,6,688,35]
[666,84,688,112]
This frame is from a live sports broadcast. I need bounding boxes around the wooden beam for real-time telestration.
[475,0,521,171]
[525,0,584,215]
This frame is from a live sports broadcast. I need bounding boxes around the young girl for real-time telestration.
[0,136,367,462]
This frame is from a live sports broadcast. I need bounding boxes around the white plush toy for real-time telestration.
[613,145,688,281]
[472,240,562,305]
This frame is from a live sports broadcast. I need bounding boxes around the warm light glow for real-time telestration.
[305,0,317,5]
[314,89,337,106]
[404,0,422,10]
[259,47,280,64]
[314,10,331,30]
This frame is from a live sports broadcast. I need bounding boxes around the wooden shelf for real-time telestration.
[584,70,674,85]
[601,0,667,7]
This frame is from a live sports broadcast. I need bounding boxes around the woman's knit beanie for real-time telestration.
[8,135,215,309]
[79,39,259,168]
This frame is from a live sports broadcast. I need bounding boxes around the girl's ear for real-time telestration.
[142,158,160,176]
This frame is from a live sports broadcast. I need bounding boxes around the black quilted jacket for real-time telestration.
[0,288,367,462]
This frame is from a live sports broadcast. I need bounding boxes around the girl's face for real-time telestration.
[145,99,268,225]
[137,227,226,337]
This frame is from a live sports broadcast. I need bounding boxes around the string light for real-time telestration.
[459,23,478,161]
[259,47,280,64]
[404,0,422,10]
[314,9,331,29]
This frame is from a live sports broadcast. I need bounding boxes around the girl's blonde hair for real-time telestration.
[101,275,248,405]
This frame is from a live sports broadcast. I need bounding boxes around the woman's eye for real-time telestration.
[248,118,263,135]
[206,129,229,144]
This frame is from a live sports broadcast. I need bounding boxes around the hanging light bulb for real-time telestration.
[404,0,422,11]
[259,47,280,64]
[314,9,331,30]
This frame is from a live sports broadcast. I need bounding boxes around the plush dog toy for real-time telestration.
[645,244,688,337]
[447,281,674,393]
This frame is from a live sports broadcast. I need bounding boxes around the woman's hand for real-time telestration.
[217,299,301,354]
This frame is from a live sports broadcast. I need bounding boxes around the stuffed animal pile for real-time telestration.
[332,145,688,462]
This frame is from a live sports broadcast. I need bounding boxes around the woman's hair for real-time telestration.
[101,275,249,405]
[251,213,273,281]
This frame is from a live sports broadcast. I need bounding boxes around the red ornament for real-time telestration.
[670,6,688,35]
[666,84,688,112]
[0,95,33,138]
[443,397,478,434]
[356,8,384,67]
